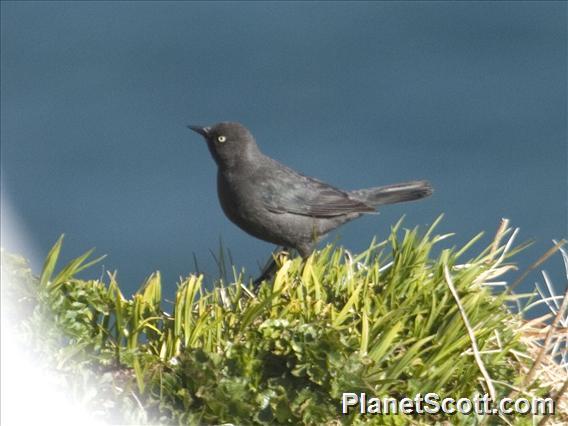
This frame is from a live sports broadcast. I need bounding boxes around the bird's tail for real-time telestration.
[350,180,433,207]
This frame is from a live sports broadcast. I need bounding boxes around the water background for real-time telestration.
[1,2,566,305]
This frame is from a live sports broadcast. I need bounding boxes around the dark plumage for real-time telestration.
[188,122,433,259]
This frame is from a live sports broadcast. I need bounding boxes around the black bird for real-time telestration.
[189,122,432,278]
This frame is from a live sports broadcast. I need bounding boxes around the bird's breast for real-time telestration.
[216,170,261,226]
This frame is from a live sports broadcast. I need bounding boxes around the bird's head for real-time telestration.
[188,122,259,168]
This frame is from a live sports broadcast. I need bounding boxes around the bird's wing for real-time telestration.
[258,162,375,218]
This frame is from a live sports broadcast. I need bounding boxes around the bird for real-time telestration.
[188,122,432,281]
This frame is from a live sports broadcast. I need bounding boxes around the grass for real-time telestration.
[2,217,567,425]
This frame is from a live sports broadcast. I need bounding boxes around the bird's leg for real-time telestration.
[252,243,314,290]
[253,246,288,289]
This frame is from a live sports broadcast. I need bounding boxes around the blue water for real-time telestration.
[1,2,566,305]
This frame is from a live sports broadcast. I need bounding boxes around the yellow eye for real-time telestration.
[217,135,226,143]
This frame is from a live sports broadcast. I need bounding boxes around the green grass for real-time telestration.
[2,217,566,425]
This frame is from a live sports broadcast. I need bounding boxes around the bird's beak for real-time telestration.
[187,125,211,138]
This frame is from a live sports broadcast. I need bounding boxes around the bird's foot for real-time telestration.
[252,247,289,289]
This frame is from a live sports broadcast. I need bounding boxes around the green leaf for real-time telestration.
[39,234,64,288]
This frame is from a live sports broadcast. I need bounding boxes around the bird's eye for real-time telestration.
[217,135,227,143]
